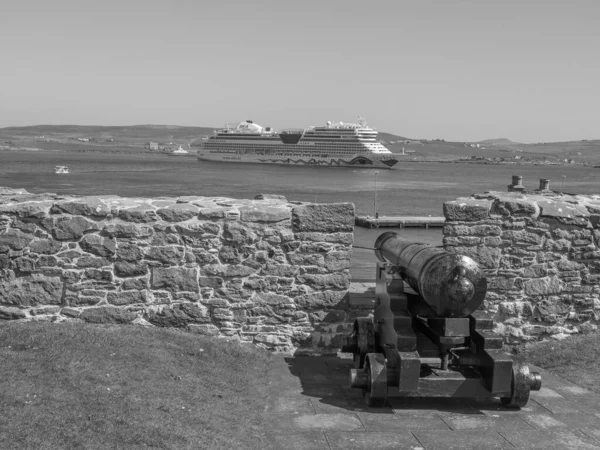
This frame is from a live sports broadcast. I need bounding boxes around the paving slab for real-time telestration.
[531,397,597,414]
[472,397,552,417]
[412,430,514,449]
[520,413,569,430]
[440,414,534,431]
[325,431,423,450]
[552,384,600,398]
[529,386,565,399]
[266,431,330,450]
[582,428,600,443]
[389,397,482,416]
[549,413,600,430]
[499,430,600,449]
[265,395,315,414]
[356,412,449,431]
[309,396,376,414]
[265,413,365,431]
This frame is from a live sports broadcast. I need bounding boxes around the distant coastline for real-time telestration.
[1,124,599,167]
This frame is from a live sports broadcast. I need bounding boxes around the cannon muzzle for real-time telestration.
[374,232,487,317]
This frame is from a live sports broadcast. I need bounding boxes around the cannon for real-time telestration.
[342,232,541,408]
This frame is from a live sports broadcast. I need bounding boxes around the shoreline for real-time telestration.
[0,147,590,166]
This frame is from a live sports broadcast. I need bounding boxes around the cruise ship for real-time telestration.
[197,117,399,168]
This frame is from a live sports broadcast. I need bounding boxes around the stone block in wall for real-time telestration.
[30,239,63,255]
[443,198,492,222]
[443,236,482,246]
[51,198,111,217]
[487,277,516,291]
[493,195,540,218]
[117,205,159,223]
[254,292,294,307]
[145,246,185,265]
[76,256,110,269]
[292,203,354,232]
[324,251,351,271]
[295,290,348,309]
[522,264,549,278]
[12,219,37,233]
[297,273,351,290]
[239,205,291,223]
[0,305,27,320]
[523,276,562,296]
[0,274,63,307]
[223,222,258,245]
[294,231,354,245]
[446,246,501,269]
[443,224,502,237]
[150,267,198,292]
[0,201,51,218]
[107,290,147,306]
[104,223,153,239]
[49,216,101,240]
[115,261,148,277]
[147,303,210,327]
[0,229,34,251]
[156,204,199,222]
[80,306,137,324]
[201,263,257,278]
[502,230,543,246]
[538,199,590,222]
[262,263,299,278]
[80,234,116,257]
[116,242,144,261]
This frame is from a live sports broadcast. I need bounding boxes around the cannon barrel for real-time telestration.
[374,232,487,317]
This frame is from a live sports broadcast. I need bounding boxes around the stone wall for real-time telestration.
[0,188,354,352]
[444,189,600,342]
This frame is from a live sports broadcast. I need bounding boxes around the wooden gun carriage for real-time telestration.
[343,232,541,407]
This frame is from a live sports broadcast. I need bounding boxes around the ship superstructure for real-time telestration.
[197,118,399,168]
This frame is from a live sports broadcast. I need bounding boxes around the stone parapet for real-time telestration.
[444,190,600,342]
[0,188,355,352]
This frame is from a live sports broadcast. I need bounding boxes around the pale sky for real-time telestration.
[1,0,598,142]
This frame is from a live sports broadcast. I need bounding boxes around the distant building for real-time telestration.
[148,142,159,150]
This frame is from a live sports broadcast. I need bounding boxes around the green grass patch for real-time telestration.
[0,322,273,449]
[518,334,600,393]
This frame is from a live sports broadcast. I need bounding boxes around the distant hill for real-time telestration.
[377,131,411,142]
[475,138,521,145]
[0,125,217,151]
[0,124,215,139]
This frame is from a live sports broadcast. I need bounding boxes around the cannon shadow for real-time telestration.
[284,354,498,415]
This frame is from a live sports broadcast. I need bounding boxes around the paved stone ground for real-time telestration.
[264,355,600,449]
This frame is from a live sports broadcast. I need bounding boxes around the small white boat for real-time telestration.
[170,145,189,156]
[54,166,69,174]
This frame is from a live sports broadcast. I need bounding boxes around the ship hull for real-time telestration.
[196,151,398,169]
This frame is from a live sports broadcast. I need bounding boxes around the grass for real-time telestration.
[517,333,600,394]
[0,322,273,450]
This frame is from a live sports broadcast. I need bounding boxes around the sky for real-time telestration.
[1,0,599,142]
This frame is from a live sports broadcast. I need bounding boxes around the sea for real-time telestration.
[1,150,598,281]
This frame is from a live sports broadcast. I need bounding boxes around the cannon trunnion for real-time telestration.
[343,233,541,408]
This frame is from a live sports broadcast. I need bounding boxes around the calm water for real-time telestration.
[1,150,597,280]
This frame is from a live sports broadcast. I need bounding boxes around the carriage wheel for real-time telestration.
[353,318,375,369]
[363,353,388,407]
[501,360,542,408]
